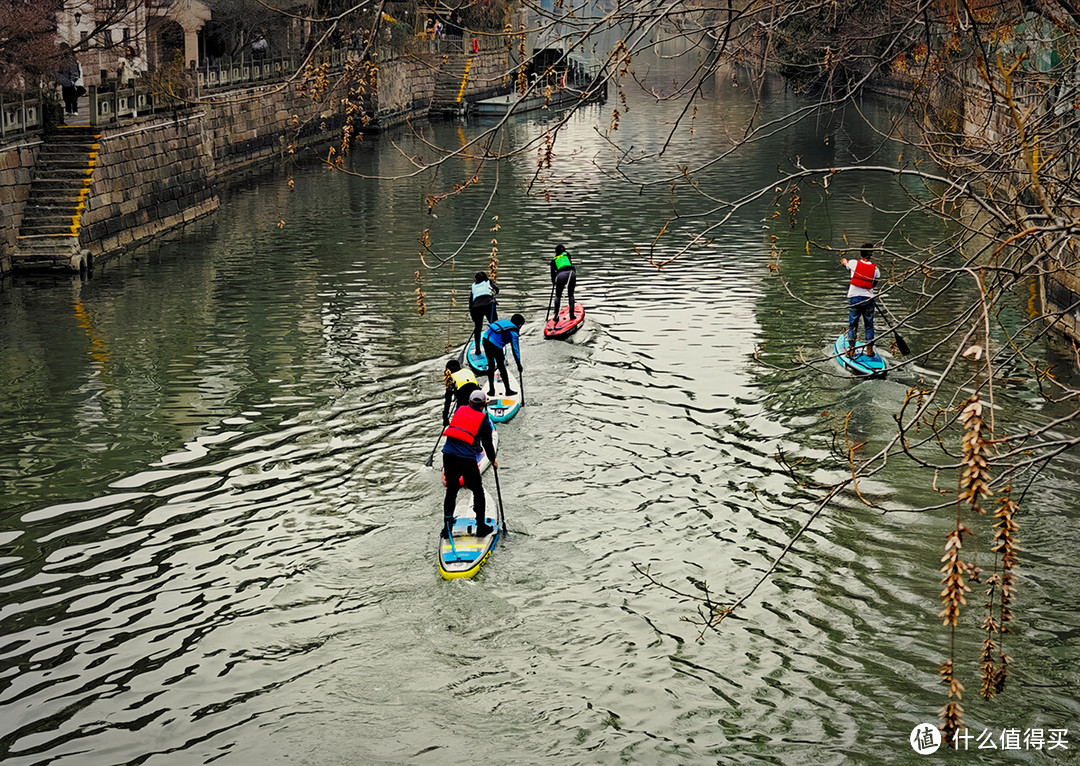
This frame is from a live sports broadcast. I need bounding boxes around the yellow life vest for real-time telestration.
[451,368,478,390]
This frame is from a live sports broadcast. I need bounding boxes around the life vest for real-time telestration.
[443,404,485,446]
[554,252,573,271]
[450,368,478,390]
[471,281,493,300]
[484,318,516,347]
[850,260,876,290]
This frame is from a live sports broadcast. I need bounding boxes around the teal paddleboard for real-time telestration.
[833,333,887,378]
[461,338,489,374]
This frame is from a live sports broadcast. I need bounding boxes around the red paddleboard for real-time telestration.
[544,302,585,339]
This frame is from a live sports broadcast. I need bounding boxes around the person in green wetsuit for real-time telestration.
[550,243,577,321]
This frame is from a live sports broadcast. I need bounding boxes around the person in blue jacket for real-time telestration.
[469,271,499,354]
[482,313,524,396]
[442,389,497,538]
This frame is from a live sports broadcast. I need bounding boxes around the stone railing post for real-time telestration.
[88,85,98,127]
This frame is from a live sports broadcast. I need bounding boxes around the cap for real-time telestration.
[469,389,487,406]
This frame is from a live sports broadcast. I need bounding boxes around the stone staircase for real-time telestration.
[431,55,473,115]
[13,124,99,273]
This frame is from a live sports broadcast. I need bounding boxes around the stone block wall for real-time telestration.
[463,47,514,99]
[200,82,349,181]
[375,55,436,127]
[81,114,218,255]
[0,139,41,274]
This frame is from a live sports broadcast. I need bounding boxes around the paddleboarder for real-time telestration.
[482,314,524,397]
[469,271,499,356]
[442,359,482,426]
[550,243,577,321]
[840,243,881,358]
[442,389,497,538]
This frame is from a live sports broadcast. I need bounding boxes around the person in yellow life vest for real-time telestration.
[550,243,577,320]
[442,359,481,426]
[840,243,882,358]
[442,389,497,538]
[469,271,499,354]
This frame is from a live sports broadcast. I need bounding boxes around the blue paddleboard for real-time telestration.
[461,339,489,374]
[833,333,887,378]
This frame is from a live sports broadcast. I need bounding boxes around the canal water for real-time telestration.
[1,57,1077,765]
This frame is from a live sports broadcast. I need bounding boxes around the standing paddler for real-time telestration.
[482,314,524,397]
[442,359,482,427]
[469,271,499,356]
[840,243,881,359]
[550,243,578,321]
[441,389,497,538]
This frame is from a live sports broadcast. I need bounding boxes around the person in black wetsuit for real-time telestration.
[441,389,497,538]
[550,243,577,321]
[469,271,499,354]
[442,359,482,426]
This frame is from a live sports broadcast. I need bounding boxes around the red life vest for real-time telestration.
[443,405,485,446]
[850,260,876,290]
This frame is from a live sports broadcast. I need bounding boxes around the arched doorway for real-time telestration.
[148,19,186,71]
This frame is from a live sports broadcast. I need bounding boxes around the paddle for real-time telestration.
[492,463,507,537]
[876,297,911,356]
[424,433,442,467]
[517,365,525,407]
[544,282,555,325]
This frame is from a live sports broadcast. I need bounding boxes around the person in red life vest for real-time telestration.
[442,359,481,426]
[840,243,882,358]
[469,271,499,355]
[550,243,577,321]
[482,314,524,396]
[442,389,497,538]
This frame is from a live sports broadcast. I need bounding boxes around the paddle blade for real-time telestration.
[894,332,911,356]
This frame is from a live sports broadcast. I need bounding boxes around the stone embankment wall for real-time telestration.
[81,115,217,256]
[376,54,438,126]
[0,140,40,274]
[0,45,509,275]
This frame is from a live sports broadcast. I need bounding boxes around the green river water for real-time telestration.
[0,50,1077,765]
